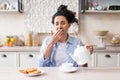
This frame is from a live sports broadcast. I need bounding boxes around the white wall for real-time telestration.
[79,13,120,45]
[0,12,120,46]
[0,0,78,40]
[0,13,25,39]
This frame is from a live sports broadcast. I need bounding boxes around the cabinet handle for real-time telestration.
[28,54,33,58]
[105,54,111,58]
[2,54,7,58]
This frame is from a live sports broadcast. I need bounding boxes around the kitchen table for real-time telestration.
[0,67,120,80]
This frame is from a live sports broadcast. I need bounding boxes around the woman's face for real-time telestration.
[54,16,70,35]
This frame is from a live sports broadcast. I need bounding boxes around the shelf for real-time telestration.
[0,0,23,13]
[0,10,21,13]
[84,10,120,13]
[0,10,18,12]
[80,0,120,14]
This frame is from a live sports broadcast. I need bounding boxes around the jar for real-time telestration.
[5,36,15,47]
[32,32,38,46]
[2,4,7,10]
[111,34,120,44]
[26,31,33,46]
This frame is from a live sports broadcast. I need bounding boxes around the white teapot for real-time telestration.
[70,45,90,65]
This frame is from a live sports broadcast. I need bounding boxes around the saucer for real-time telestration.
[59,66,78,73]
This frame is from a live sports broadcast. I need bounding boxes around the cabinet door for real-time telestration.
[0,52,16,67]
[88,53,95,67]
[19,52,39,67]
[95,53,118,67]
[119,53,120,67]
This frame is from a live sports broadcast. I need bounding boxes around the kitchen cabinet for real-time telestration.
[80,0,120,13]
[19,52,39,67]
[88,53,95,67]
[0,47,40,67]
[0,52,16,67]
[0,51,39,67]
[1,47,120,67]
[119,53,120,66]
[93,52,119,67]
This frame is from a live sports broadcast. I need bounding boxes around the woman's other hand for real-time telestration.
[85,44,93,54]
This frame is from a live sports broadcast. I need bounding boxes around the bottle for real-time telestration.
[26,31,32,46]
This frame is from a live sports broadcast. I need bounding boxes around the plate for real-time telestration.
[20,69,45,77]
[59,66,78,73]
[27,69,45,76]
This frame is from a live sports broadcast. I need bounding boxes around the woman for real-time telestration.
[38,5,93,67]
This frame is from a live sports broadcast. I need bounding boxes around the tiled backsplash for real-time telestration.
[23,0,78,33]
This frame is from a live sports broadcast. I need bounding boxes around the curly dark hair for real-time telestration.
[52,5,78,24]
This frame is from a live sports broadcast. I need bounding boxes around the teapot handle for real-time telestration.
[84,45,92,54]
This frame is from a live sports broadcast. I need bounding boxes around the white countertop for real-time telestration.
[1,67,120,80]
[94,46,120,53]
[0,46,40,52]
[0,46,120,53]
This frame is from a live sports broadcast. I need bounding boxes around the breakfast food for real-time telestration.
[19,68,41,75]
[5,36,15,47]
[29,70,41,74]
[26,68,37,73]
[19,69,28,74]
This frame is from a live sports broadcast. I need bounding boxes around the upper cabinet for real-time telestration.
[0,0,23,13]
[80,0,120,13]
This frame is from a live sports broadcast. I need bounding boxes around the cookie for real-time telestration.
[26,68,37,73]
[19,69,28,74]
[29,70,41,74]
[19,68,41,75]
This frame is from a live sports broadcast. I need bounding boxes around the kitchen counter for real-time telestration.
[1,67,120,80]
[94,46,120,53]
[93,44,120,53]
[0,46,120,53]
[0,46,40,52]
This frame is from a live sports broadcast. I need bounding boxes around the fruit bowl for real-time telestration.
[94,30,109,36]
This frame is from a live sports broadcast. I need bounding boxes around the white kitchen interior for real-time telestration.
[0,0,120,67]
[0,0,120,45]
[0,0,120,80]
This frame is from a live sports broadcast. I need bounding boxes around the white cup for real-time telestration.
[61,63,73,70]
